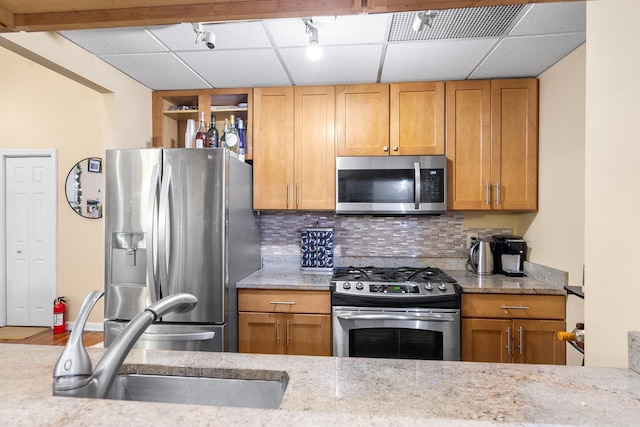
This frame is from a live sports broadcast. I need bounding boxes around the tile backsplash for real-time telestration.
[259,211,511,259]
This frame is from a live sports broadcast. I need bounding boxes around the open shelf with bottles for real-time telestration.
[152,88,253,159]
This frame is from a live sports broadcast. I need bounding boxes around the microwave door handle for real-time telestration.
[414,162,421,210]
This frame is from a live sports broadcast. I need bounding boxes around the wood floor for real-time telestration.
[0,329,103,346]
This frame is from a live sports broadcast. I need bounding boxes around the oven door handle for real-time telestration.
[336,313,457,322]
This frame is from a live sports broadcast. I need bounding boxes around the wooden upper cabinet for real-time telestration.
[390,82,445,155]
[253,87,294,210]
[491,78,539,210]
[294,86,336,210]
[253,86,335,211]
[446,80,492,210]
[336,84,390,156]
[446,78,538,211]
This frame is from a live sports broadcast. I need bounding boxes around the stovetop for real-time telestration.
[332,266,458,284]
[331,266,461,308]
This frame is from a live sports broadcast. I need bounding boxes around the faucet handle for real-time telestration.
[53,290,104,379]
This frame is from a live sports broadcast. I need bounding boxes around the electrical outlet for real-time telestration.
[466,232,479,248]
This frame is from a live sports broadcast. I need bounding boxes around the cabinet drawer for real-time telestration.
[462,294,565,320]
[238,289,331,314]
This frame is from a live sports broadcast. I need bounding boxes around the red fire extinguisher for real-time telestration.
[53,297,67,334]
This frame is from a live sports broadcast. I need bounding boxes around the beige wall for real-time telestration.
[0,32,152,326]
[585,0,640,368]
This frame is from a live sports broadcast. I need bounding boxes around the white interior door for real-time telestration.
[5,156,56,326]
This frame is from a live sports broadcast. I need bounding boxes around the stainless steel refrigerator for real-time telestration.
[103,148,260,352]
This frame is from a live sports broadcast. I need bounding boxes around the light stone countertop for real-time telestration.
[237,267,565,295]
[2,343,640,426]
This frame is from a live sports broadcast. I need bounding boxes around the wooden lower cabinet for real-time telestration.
[462,294,566,365]
[238,312,331,356]
[238,289,332,356]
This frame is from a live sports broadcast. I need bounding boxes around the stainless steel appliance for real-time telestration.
[336,155,447,215]
[331,267,461,360]
[466,240,494,275]
[493,235,527,277]
[103,148,260,352]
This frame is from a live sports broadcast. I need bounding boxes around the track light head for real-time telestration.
[412,11,436,32]
[303,18,322,60]
[193,22,216,49]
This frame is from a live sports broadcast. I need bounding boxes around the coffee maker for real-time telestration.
[492,235,528,277]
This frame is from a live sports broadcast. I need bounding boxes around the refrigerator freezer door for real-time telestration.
[104,320,226,352]
[160,149,227,323]
[105,149,162,321]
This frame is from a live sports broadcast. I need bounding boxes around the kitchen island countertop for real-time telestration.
[2,343,639,426]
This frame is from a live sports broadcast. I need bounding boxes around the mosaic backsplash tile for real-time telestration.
[259,212,512,259]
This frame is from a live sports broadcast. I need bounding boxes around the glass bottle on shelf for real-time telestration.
[195,111,207,148]
[224,114,239,154]
[236,117,246,161]
[207,113,219,148]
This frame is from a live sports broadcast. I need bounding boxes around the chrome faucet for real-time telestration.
[52,290,197,398]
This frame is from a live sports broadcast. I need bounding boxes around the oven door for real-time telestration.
[332,306,460,361]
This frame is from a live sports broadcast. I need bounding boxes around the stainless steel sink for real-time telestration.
[105,367,288,409]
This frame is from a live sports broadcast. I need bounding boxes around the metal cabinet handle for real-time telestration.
[296,183,299,208]
[500,305,530,310]
[485,182,490,206]
[286,184,290,208]
[393,146,398,151]
[518,326,524,355]
[495,181,501,205]
[276,319,281,345]
[506,326,512,355]
[286,319,291,348]
[270,301,296,305]
[383,146,388,152]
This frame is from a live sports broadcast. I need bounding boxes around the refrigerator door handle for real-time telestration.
[158,164,172,299]
[138,331,216,341]
[146,164,161,303]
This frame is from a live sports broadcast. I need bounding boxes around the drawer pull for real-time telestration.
[500,305,530,310]
[270,301,296,305]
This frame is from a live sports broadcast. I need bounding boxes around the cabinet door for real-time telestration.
[294,86,336,210]
[286,314,332,356]
[238,312,282,354]
[336,84,390,156]
[513,319,566,365]
[462,318,511,363]
[390,82,445,155]
[446,80,492,210]
[253,87,294,209]
[490,79,538,210]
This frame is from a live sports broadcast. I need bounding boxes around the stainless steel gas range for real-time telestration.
[331,266,461,361]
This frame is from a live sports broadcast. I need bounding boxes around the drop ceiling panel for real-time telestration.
[178,49,290,88]
[510,2,586,36]
[266,14,389,47]
[382,39,498,82]
[100,53,210,90]
[60,27,168,54]
[280,45,383,86]
[149,22,272,50]
[471,33,586,79]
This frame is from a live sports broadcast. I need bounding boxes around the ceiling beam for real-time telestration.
[10,0,583,32]
[0,3,14,30]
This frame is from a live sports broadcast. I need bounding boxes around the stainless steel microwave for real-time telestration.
[336,155,447,215]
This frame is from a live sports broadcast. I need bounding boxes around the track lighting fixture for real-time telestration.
[412,11,437,32]
[193,22,216,49]
[303,18,322,60]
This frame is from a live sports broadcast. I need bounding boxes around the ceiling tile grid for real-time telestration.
[59,1,587,91]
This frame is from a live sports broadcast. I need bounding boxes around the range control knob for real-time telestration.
[438,283,447,291]
[342,282,351,290]
[355,282,364,290]
[425,282,433,291]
